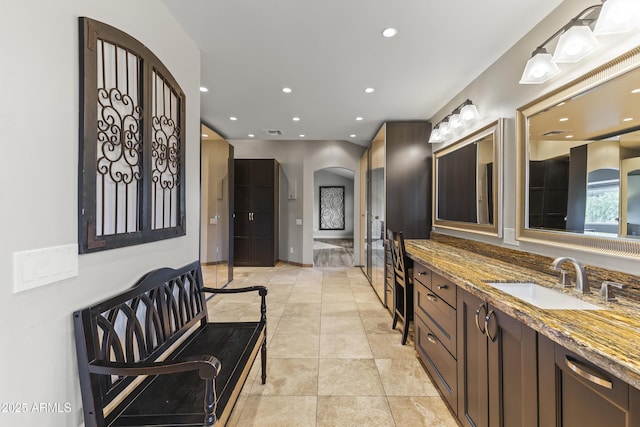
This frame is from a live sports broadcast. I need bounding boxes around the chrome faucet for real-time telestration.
[551,257,590,294]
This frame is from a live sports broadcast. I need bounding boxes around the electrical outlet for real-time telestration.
[290,246,294,254]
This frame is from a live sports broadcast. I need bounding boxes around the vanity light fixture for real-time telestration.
[520,1,640,85]
[593,0,640,35]
[428,99,480,143]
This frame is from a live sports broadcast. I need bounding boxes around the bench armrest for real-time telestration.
[88,355,222,379]
[203,285,268,323]
[203,285,267,297]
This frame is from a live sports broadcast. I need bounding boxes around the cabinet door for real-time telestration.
[457,290,489,427]
[486,306,538,427]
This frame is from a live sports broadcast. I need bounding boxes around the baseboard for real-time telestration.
[201,260,228,266]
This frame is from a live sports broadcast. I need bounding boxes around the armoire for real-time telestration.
[233,158,279,267]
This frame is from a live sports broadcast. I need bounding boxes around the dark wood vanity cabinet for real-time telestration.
[413,263,458,412]
[457,289,538,427]
[233,159,279,267]
[538,335,640,427]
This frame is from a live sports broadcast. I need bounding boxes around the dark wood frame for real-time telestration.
[78,17,186,253]
[319,185,345,230]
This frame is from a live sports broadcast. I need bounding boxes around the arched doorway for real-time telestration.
[313,167,355,267]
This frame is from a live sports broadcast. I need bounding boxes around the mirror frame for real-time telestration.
[516,46,640,259]
[433,118,504,237]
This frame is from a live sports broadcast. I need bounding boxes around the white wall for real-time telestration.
[232,139,365,265]
[0,2,200,426]
[313,169,355,239]
[429,0,640,274]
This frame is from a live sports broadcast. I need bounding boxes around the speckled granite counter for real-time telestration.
[405,239,640,389]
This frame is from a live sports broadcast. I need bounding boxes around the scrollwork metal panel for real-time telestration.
[319,186,346,230]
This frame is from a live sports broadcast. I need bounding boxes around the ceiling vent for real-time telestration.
[542,130,566,136]
[263,129,283,136]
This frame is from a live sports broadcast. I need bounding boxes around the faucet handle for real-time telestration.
[599,281,626,302]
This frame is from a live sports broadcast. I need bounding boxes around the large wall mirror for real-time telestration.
[434,119,503,237]
[517,46,640,258]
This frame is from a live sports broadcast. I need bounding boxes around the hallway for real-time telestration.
[313,238,355,267]
[204,263,457,426]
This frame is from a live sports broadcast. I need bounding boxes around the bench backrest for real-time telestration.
[74,261,207,424]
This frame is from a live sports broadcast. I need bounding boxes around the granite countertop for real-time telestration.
[405,239,640,389]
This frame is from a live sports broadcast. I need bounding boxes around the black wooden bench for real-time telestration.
[74,260,267,426]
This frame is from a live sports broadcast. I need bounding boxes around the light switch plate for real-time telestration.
[13,244,78,294]
[295,218,303,226]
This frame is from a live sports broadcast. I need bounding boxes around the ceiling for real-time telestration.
[162,0,563,146]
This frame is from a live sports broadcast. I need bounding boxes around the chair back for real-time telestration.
[387,229,409,287]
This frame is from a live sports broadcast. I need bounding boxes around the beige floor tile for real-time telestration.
[376,358,440,396]
[357,301,390,317]
[367,332,419,359]
[233,396,317,427]
[361,315,396,335]
[352,291,382,304]
[387,396,458,426]
[320,316,365,335]
[268,333,319,358]
[317,396,395,427]
[249,358,318,396]
[321,302,360,316]
[318,358,384,396]
[287,290,322,303]
[319,334,373,358]
[322,290,355,302]
[275,316,321,335]
[281,302,322,317]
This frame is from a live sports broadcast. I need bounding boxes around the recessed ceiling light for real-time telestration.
[292,117,300,121]
[202,133,208,137]
[566,135,574,139]
[623,117,633,122]
[248,134,255,138]
[282,87,292,93]
[632,88,640,94]
[382,28,397,38]
[364,87,375,94]
[299,134,305,138]
[559,117,569,122]
[199,86,209,92]
[350,134,357,138]
[356,117,363,121]
[229,116,238,121]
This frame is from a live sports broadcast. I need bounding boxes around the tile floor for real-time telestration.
[203,263,458,427]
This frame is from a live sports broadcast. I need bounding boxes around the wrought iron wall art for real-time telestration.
[319,186,345,230]
[79,18,186,253]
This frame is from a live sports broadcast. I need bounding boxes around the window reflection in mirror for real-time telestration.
[526,62,640,239]
[433,119,503,237]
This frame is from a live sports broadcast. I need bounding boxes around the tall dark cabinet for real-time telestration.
[361,121,432,305]
[233,159,279,267]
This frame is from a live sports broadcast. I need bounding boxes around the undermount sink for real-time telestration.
[485,282,605,310]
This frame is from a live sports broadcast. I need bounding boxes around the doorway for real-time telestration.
[313,167,355,267]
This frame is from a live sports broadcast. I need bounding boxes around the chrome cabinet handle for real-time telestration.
[437,284,448,290]
[417,271,426,276]
[565,357,613,389]
[485,310,497,342]
[426,333,438,344]
[475,304,487,334]
[426,293,438,302]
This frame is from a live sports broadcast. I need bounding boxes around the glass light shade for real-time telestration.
[519,52,561,84]
[450,113,463,129]
[460,103,480,123]
[439,120,451,136]
[594,0,640,35]
[552,26,600,63]
[428,127,442,143]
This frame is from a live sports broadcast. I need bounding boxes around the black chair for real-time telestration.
[387,229,413,345]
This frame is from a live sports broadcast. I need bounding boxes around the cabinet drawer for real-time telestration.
[415,281,456,357]
[415,316,457,412]
[431,272,456,307]
[413,263,431,288]
[555,344,629,411]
